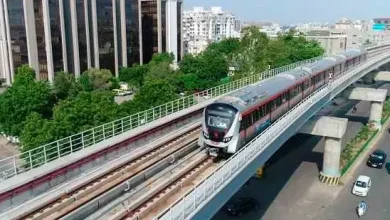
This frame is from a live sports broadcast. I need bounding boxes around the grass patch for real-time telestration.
[340,97,390,176]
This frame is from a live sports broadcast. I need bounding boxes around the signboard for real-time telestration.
[373,23,386,31]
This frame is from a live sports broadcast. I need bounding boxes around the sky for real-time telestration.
[184,0,390,24]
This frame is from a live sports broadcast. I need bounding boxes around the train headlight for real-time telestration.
[203,131,209,139]
[223,136,232,143]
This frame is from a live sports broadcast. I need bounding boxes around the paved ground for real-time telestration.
[114,94,135,104]
[316,129,390,220]
[0,137,19,160]
[212,82,390,220]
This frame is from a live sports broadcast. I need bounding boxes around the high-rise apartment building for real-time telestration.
[182,7,241,54]
[0,0,182,85]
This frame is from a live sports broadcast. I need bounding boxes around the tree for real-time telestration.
[130,79,178,111]
[179,50,228,90]
[20,113,56,152]
[53,71,80,100]
[230,26,270,78]
[53,91,119,134]
[144,61,177,86]
[14,64,35,79]
[79,68,116,92]
[149,52,175,65]
[207,38,241,58]
[279,31,324,62]
[179,73,201,91]
[0,66,53,136]
[119,64,148,90]
[266,39,292,68]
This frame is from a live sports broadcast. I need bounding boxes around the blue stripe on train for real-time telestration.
[255,119,271,135]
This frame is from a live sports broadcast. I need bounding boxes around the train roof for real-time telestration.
[213,47,366,112]
[216,70,310,112]
[343,48,365,59]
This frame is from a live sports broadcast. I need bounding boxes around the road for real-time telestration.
[212,82,390,220]
[317,127,390,220]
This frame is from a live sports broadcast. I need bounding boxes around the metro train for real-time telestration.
[198,48,368,157]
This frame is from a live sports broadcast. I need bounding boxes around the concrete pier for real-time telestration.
[299,116,348,185]
[374,71,390,82]
[344,87,387,130]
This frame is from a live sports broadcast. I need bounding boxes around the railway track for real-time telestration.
[88,151,219,220]
[19,128,201,220]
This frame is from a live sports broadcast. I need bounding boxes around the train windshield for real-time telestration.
[205,104,238,130]
[208,115,230,129]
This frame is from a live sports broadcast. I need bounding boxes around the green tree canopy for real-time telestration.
[149,52,175,65]
[119,64,149,90]
[0,65,53,136]
[20,113,56,152]
[52,91,119,134]
[53,71,80,100]
[79,68,118,92]
[130,79,178,111]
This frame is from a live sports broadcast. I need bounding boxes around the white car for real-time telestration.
[352,175,371,197]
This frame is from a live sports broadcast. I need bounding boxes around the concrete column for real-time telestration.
[157,0,162,53]
[84,0,91,69]
[344,87,387,130]
[23,0,40,78]
[70,0,80,77]
[120,0,127,67]
[166,0,178,63]
[112,0,118,77]
[322,137,342,177]
[3,0,13,83]
[42,0,54,83]
[179,0,183,60]
[299,116,348,185]
[59,0,68,72]
[91,0,99,68]
[0,0,10,85]
[138,0,143,64]
[369,101,383,130]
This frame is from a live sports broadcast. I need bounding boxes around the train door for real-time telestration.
[241,116,249,145]
[303,79,311,98]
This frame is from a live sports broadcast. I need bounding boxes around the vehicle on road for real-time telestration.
[356,201,368,217]
[198,48,368,157]
[352,175,371,197]
[366,149,386,168]
[385,162,390,174]
[223,197,259,216]
[112,89,133,96]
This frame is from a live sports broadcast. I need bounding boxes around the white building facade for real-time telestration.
[183,7,241,54]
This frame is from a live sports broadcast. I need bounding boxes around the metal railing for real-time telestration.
[155,49,390,220]
[0,55,325,181]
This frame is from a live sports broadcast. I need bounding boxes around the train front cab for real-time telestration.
[200,103,239,157]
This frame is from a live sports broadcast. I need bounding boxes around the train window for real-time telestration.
[242,116,249,130]
[282,92,287,103]
[253,108,260,122]
[261,106,266,117]
[277,96,282,106]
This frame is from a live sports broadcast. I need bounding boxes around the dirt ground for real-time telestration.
[0,136,20,160]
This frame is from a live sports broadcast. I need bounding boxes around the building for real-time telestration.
[182,7,241,54]
[373,18,390,30]
[0,0,183,85]
[305,30,347,55]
